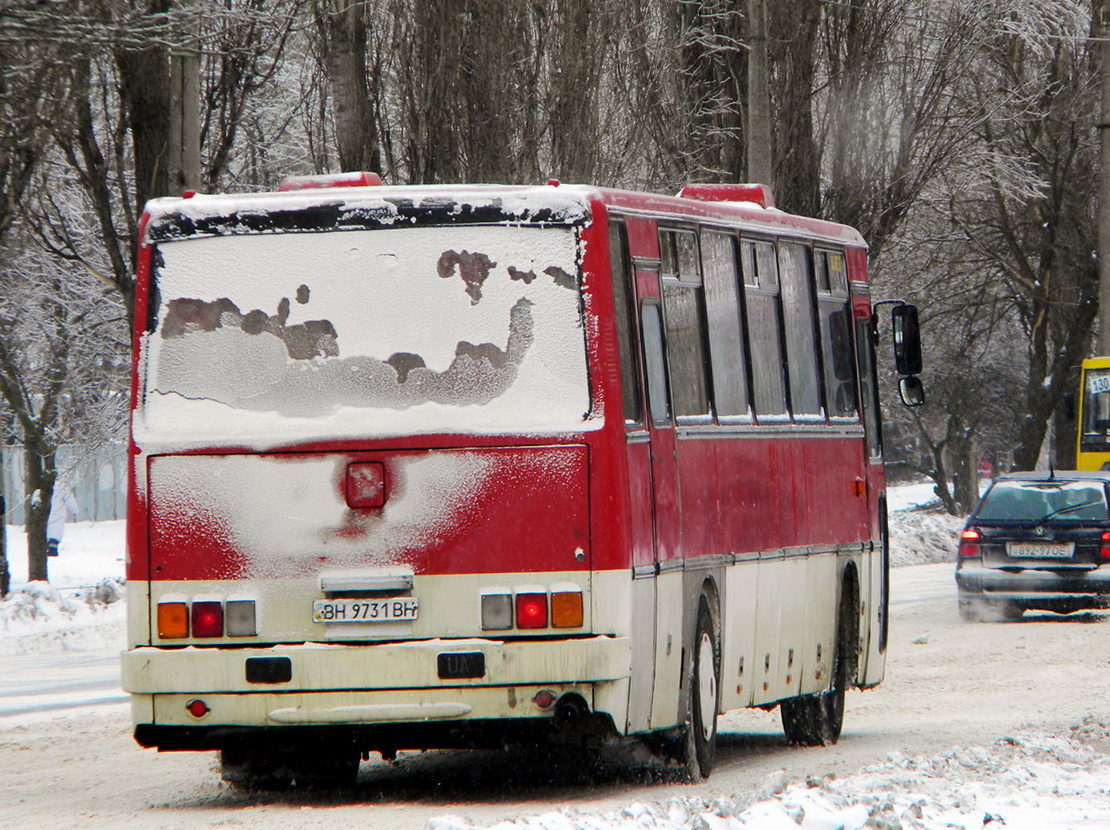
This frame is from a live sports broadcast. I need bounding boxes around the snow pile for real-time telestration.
[426,729,1110,830]
[0,579,125,651]
[888,507,964,567]
[0,519,127,652]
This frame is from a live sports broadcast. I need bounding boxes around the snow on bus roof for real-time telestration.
[142,182,867,248]
[597,185,867,247]
[142,184,597,243]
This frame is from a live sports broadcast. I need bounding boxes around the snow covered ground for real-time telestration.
[0,519,125,654]
[2,484,1109,830]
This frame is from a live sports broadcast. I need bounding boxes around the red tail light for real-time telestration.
[515,593,548,629]
[192,601,224,637]
[1100,531,1110,560]
[958,528,981,558]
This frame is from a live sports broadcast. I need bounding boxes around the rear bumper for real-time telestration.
[956,563,1110,609]
[123,635,631,739]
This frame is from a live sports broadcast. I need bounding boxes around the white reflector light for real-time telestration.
[225,600,257,637]
[480,592,513,630]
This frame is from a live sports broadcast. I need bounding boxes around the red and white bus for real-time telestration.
[121,177,920,786]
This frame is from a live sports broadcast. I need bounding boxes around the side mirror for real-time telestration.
[891,304,922,376]
[899,375,925,407]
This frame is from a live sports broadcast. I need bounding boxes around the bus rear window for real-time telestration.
[142,225,590,442]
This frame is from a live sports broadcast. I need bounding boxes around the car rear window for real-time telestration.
[975,481,1108,522]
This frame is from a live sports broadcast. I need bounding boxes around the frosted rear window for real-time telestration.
[141,225,591,443]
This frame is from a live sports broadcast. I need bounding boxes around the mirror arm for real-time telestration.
[870,298,909,328]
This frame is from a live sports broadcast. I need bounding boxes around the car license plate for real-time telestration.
[1007,542,1074,559]
[312,597,418,623]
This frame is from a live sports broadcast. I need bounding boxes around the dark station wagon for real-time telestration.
[955,471,1110,621]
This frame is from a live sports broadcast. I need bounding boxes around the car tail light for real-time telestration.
[191,601,224,638]
[225,600,257,636]
[1100,531,1110,560]
[515,592,548,629]
[551,589,583,628]
[480,592,513,630]
[958,529,981,558]
[157,602,189,639]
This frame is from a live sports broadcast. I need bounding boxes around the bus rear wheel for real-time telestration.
[665,598,719,780]
[781,587,856,746]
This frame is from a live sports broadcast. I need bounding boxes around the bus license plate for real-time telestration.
[312,597,419,623]
[1007,542,1074,559]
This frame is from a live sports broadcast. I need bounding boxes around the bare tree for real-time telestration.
[948,7,1097,471]
[0,227,128,582]
[816,0,986,258]
[875,1,1097,503]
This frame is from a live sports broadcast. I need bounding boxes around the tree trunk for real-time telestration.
[0,485,8,598]
[951,434,978,514]
[746,0,771,183]
[928,469,960,515]
[768,0,821,216]
[22,440,56,584]
[1053,388,1079,470]
[317,0,381,173]
[115,1,173,209]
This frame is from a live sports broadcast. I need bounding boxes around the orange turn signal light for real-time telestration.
[157,602,189,638]
[551,591,583,628]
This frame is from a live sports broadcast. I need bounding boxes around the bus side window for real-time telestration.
[777,241,823,417]
[815,250,859,419]
[641,301,672,425]
[608,221,644,425]
[701,230,751,420]
[659,228,712,421]
[740,239,789,418]
[856,317,882,458]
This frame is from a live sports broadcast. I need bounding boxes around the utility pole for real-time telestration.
[1099,0,1110,353]
[0,458,7,598]
[168,38,201,194]
[747,0,772,185]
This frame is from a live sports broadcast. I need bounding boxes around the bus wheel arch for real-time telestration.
[665,587,721,780]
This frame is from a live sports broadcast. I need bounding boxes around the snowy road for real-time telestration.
[0,650,125,719]
[1,561,1109,829]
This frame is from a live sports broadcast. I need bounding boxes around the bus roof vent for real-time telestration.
[676,183,775,209]
[278,171,384,192]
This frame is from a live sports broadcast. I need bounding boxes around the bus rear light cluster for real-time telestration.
[1100,531,1110,560]
[480,586,583,631]
[157,599,256,639]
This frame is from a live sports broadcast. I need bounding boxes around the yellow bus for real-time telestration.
[1076,357,1110,470]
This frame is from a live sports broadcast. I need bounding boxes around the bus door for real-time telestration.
[610,220,659,732]
[853,291,887,684]
[637,279,684,729]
